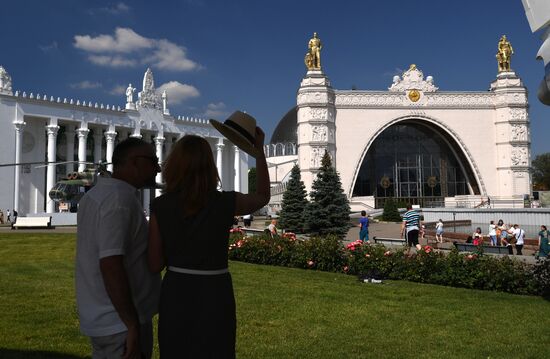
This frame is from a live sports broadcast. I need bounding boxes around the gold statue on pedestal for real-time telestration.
[496,35,514,72]
[305,32,322,70]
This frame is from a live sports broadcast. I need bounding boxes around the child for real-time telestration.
[435,219,444,244]
[358,210,369,242]
[473,227,483,246]
[488,220,497,246]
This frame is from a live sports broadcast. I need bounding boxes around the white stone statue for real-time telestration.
[126,83,135,104]
[0,66,13,94]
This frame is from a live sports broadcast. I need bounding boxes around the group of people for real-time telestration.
[75,111,270,358]
[0,209,17,224]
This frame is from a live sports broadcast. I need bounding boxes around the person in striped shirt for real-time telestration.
[401,204,422,251]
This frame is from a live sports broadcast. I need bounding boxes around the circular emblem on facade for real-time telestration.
[380,176,391,189]
[408,89,421,102]
[427,176,437,188]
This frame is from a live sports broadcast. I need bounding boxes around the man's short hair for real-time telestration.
[406,203,413,210]
[361,210,366,216]
[112,137,150,168]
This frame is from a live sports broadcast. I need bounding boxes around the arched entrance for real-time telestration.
[352,120,480,208]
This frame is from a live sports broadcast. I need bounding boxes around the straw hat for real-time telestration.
[210,111,260,157]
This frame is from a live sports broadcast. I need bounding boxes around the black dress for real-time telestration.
[152,191,236,359]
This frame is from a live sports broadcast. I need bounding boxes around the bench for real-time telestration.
[242,228,265,236]
[11,216,53,230]
[373,237,406,246]
[454,242,510,254]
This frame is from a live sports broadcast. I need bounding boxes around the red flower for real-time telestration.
[424,245,433,254]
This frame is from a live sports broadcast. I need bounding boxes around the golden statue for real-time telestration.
[305,32,322,70]
[496,35,514,72]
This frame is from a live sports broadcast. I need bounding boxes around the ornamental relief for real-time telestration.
[510,146,528,166]
[309,107,329,120]
[511,124,528,142]
[297,92,331,105]
[335,92,494,108]
[508,108,527,120]
[311,147,324,168]
[311,125,328,142]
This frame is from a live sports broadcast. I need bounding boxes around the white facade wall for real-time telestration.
[0,68,249,215]
[267,65,531,210]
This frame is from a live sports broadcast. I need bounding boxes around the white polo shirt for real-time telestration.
[75,177,161,337]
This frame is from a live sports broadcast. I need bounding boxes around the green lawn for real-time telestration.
[0,233,549,358]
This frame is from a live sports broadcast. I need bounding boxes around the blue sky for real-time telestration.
[0,0,549,155]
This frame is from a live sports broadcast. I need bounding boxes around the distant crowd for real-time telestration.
[0,209,17,224]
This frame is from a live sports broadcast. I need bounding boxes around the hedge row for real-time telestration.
[228,230,550,298]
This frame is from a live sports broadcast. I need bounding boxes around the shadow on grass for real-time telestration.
[0,349,88,358]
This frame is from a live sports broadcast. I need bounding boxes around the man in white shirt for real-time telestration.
[511,224,525,255]
[76,138,161,359]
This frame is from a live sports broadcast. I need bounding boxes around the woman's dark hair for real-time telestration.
[163,135,220,216]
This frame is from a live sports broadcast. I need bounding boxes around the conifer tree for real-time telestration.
[304,151,351,237]
[382,197,401,222]
[279,164,308,232]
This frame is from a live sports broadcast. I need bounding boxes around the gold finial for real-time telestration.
[409,64,417,71]
[304,32,322,70]
[496,35,514,72]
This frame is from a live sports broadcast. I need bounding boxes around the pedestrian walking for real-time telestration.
[488,220,497,246]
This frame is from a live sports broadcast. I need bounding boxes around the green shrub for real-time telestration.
[381,198,401,222]
[228,231,548,297]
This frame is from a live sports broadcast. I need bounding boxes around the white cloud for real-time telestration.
[39,41,58,53]
[89,55,137,67]
[74,28,153,53]
[89,2,131,15]
[70,80,102,89]
[203,102,228,119]
[156,81,200,104]
[74,27,200,71]
[145,39,200,71]
[109,85,127,95]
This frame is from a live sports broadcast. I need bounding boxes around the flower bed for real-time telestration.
[228,232,550,297]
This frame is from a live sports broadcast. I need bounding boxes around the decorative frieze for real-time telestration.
[311,125,328,141]
[510,146,529,166]
[511,124,528,142]
[335,92,495,108]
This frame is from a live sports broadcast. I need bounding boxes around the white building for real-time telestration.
[0,67,248,216]
[266,62,531,211]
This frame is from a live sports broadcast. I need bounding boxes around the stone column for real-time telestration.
[105,130,117,173]
[490,71,530,199]
[154,135,165,197]
[76,127,89,172]
[234,145,241,192]
[93,130,103,165]
[216,138,225,187]
[296,69,336,194]
[46,124,59,213]
[65,125,75,174]
[13,121,25,212]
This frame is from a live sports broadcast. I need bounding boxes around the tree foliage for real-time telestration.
[382,197,402,222]
[279,165,308,232]
[532,153,550,190]
[304,151,351,237]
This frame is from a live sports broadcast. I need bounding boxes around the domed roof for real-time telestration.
[270,106,297,144]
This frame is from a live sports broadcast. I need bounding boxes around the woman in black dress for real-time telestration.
[148,112,269,358]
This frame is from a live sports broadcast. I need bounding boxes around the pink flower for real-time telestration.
[307,260,314,267]
[365,253,371,258]
[236,240,244,248]
[424,245,433,254]
[466,254,478,260]
[384,250,392,257]
[343,266,349,272]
